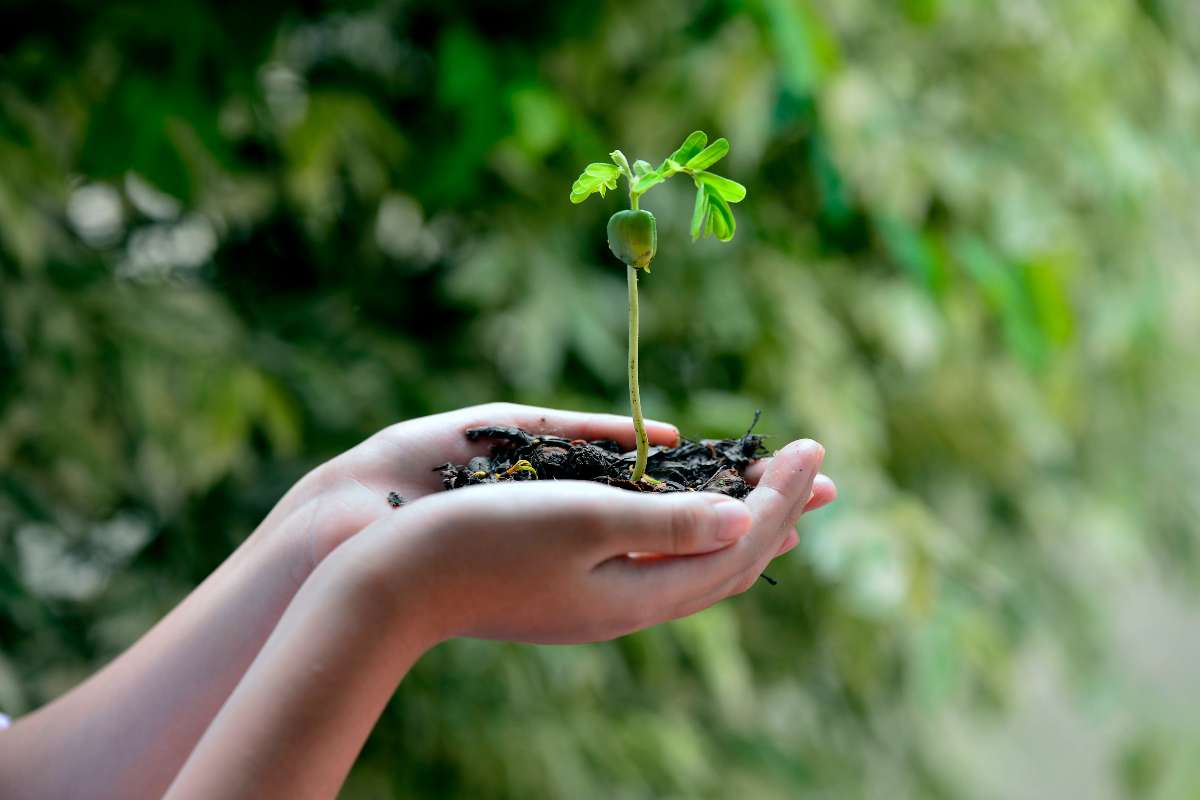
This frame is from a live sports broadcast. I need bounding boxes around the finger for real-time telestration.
[743,458,768,485]
[700,443,825,594]
[459,403,680,450]
[769,474,837,558]
[774,530,800,558]
[592,491,753,558]
[374,403,682,475]
[805,474,837,513]
[409,479,751,562]
[599,440,824,618]
[741,440,824,548]
[743,457,830,492]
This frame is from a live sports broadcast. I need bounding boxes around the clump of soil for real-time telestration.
[435,414,768,499]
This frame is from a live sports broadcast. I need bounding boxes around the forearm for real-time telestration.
[0,524,313,800]
[164,546,432,800]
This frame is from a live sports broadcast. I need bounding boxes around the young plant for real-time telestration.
[570,131,746,483]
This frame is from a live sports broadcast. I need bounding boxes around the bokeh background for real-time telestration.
[3,0,1200,796]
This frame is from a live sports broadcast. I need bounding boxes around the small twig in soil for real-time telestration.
[744,409,762,438]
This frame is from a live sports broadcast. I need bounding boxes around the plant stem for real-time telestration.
[627,263,649,482]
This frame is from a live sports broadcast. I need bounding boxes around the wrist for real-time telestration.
[240,510,320,599]
[315,513,448,656]
[244,459,369,594]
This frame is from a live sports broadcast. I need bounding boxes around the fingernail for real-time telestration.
[712,498,752,542]
[773,439,824,459]
[791,439,824,459]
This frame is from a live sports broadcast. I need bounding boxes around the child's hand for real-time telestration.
[327,438,827,646]
[260,403,685,574]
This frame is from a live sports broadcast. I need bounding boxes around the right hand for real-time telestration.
[332,438,830,647]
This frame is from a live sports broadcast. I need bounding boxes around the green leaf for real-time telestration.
[664,131,708,171]
[704,184,736,240]
[585,162,620,179]
[695,172,746,203]
[633,159,653,176]
[609,150,633,180]
[570,162,621,203]
[690,183,737,241]
[685,138,730,171]
[633,171,665,194]
[690,184,708,240]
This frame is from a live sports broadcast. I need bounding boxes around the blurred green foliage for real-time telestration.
[4,1,1200,797]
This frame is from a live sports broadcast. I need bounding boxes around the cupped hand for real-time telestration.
[259,402,834,585]
[334,438,830,645]
[258,403,682,570]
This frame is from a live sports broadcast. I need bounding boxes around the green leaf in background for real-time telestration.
[762,0,841,94]
[878,215,948,300]
[954,234,1044,366]
[632,159,653,176]
[569,162,621,203]
[684,138,730,171]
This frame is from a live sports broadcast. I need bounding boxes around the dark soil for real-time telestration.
[435,413,768,498]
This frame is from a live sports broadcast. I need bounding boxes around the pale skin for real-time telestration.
[0,403,835,799]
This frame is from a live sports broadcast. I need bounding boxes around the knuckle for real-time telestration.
[584,502,628,549]
[478,401,515,417]
[302,457,341,490]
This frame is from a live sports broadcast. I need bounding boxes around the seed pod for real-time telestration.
[607,209,657,270]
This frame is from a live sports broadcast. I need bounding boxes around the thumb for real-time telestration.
[595,490,753,558]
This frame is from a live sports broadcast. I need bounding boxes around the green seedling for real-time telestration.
[570,131,746,483]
